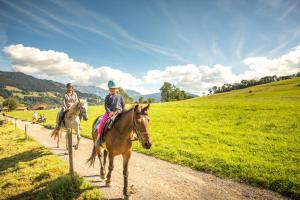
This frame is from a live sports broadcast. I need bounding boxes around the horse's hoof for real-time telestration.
[105,181,111,187]
[124,195,132,200]
[100,173,105,179]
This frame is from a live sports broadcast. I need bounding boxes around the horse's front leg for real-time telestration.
[102,150,108,177]
[106,152,114,187]
[122,151,132,199]
[57,129,60,148]
[65,130,68,150]
[73,125,80,150]
[97,149,105,179]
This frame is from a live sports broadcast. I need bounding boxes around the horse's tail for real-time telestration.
[51,128,59,140]
[87,145,97,167]
[87,116,101,167]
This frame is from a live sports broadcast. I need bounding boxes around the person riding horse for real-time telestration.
[95,80,125,146]
[55,83,79,131]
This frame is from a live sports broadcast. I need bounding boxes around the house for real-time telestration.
[2,106,8,112]
[15,106,28,111]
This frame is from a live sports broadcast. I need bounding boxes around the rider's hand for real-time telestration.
[109,112,115,117]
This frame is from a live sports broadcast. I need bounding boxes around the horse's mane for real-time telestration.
[113,108,134,125]
[69,101,80,112]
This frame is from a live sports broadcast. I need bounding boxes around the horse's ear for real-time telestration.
[141,103,150,114]
[134,104,139,112]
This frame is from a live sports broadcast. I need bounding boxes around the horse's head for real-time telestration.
[78,99,88,121]
[133,104,152,149]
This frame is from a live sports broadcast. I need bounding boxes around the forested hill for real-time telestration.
[0,71,65,93]
[0,71,99,105]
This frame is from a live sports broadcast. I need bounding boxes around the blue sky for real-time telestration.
[0,0,300,94]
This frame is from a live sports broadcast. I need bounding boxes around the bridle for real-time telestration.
[132,109,149,143]
[78,101,87,119]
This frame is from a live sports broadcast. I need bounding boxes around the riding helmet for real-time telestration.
[108,80,118,88]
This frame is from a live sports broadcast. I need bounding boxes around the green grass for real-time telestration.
[0,122,102,200]
[8,77,300,198]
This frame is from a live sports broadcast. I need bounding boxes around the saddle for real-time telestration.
[95,113,119,144]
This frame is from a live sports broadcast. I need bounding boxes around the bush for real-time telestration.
[2,97,19,111]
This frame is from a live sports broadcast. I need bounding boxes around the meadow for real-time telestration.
[8,77,300,198]
[0,122,102,199]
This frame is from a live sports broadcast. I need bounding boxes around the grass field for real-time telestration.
[0,122,102,200]
[8,77,300,198]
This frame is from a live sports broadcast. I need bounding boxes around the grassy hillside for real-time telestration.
[0,122,102,199]
[8,77,300,198]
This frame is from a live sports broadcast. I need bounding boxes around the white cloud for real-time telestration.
[3,44,300,95]
[242,45,300,79]
[144,64,239,94]
[3,44,145,92]
[144,46,300,94]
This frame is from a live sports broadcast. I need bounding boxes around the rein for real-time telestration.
[79,105,87,118]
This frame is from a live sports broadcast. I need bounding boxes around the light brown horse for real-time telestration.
[87,104,152,200]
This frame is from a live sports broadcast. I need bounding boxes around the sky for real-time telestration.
[0,0,300,95]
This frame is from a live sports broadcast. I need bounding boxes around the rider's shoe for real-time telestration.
[95,137,101,147]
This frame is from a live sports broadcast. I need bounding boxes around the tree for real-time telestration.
[138,96,145,103]
[147,97,156,103]
[119,88,133,104]
[2,97,19,111]
[160,82,173,102]
[160,82,191,102]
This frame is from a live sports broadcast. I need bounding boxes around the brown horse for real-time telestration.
[87,104,152,200]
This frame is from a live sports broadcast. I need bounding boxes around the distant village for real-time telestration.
[1,104,57,112]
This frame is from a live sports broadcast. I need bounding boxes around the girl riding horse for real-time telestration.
[95,80,125,146]
[55,82,79,131]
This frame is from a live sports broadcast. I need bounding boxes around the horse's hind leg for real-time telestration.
[57,130,60,148]
[105,152,114,187]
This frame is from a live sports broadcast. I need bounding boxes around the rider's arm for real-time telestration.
[62,94,68,111]
[104,95,111,113]
[120,95,125,110]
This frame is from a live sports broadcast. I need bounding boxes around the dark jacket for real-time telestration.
[104,94,125,112]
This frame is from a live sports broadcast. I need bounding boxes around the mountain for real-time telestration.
[0,71,99,105]
[74,85,107,98]
[125,90,142,101]
[74,85,198,102]
[0,71,65,93]
[74,85,143,101]
[142,93,161,102]
[0,71,197,104]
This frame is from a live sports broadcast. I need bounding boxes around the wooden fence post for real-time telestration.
[67,129,74,176]
[25,123,28,140]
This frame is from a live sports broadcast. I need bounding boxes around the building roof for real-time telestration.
[16,106,28,110]
[31,104,56,110]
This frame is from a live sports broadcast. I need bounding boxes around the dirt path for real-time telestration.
[9,118,286,200]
